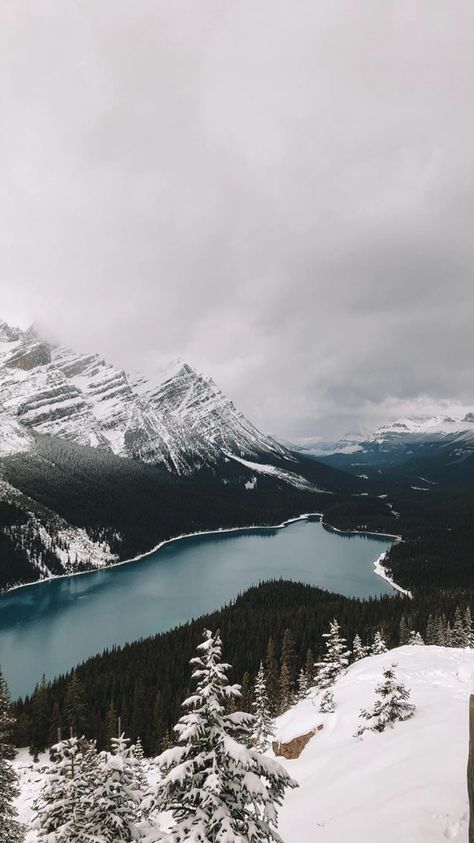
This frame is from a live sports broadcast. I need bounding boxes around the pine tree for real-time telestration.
[371,630,388,655]
[408,630,424,645]
[314,619,350,689]
[425,614,438,645]
[279,628,296,711]
[398,616,410,645]
[352,634,368,661]
[152,629,297,842]
[105,700,119,750]
[265,637,280,716]
[0,668,24,842]
[304,647,315,687]
[280,629,296,684]
[297,668,309,700]
[48,701,63,747]
[152,691,164,753]
[79,735,143,842]
[133,736,149,797]
[251,662,274,753]
[319,689,335,713]
[356,663,415,736]
[64,672,88,738]
[451,607,468,647]
[134,735,145,762]
[464,607,474,647]
[278,660,293,714]
[436,614,447,645]
[240,671,254,712]
[34,736,95,841]
[30,675,50,760]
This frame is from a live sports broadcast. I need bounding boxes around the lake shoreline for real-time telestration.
[1,511,403,598]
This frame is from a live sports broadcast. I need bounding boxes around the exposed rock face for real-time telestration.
[0,320,289,472]
[5,342,52,370]
[272,724,323,759]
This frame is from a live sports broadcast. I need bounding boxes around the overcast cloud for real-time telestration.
[1,1,473,439]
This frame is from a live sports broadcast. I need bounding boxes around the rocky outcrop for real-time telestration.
[272,724,323,759]
[5,342,52,371]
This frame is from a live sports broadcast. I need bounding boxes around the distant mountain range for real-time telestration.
[287,412,474,478]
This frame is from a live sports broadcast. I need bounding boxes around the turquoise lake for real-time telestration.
[0,516,395,697]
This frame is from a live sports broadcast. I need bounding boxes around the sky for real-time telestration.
[1,1,473,441]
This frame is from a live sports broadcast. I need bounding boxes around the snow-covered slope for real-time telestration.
[275,645,472,843]
[0,319,288,473]
[0,478,118,589]
[14,645,472,842]
[0,411,34,457]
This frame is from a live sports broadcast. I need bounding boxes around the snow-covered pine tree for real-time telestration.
[297,668,309,700]
[133,737,150,802]
[319,689,335,713]
[408,630,424,645]
[34,736,96,841]
[451,607,468,647]
[152,629,297,842]
[0,668,24,843]
[464,607,474,647]
[356,663,415,737]
[314,619,350,689]
[371,630,388,655]
[251,662,274,752]
[352,634,368,661]
[78,735,144,842]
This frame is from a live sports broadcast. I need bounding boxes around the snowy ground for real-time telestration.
[14,645,473,842]
[275,646,472,843]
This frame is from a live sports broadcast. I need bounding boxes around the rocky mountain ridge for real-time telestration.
[0,319,288,473]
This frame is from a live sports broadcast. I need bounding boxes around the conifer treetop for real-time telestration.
[153,629,297,843]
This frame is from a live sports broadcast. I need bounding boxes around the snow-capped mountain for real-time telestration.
[0,319,287,472]
[298,412,474,478]
[369,413,474,445]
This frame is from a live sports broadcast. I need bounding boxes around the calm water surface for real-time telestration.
[0,516,394,697]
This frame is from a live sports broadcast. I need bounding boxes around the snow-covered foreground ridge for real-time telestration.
[275,645,472,843]
[15,646,473,842]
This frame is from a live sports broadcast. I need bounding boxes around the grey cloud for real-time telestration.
[1,1,473,439]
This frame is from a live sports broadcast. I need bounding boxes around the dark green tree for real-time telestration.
[0,667,24,842]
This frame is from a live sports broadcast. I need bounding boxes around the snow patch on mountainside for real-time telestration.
[0,412,34,456]
[36,523,117,573]
[225,453,324,491]
[275,645,472,843]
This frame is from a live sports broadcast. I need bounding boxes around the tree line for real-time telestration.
[13,579,473,757]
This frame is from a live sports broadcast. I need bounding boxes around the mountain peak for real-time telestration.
[0,318,22,343]
[0,328,285,472]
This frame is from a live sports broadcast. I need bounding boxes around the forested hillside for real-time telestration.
[14,579,472,756]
